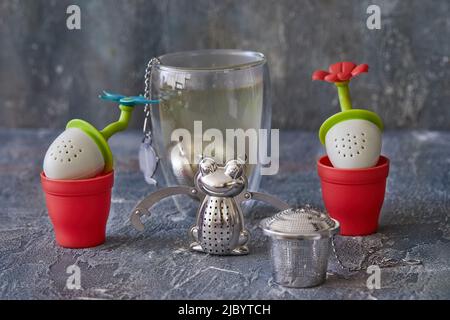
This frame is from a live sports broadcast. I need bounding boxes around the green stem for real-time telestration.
[335,81,352,111]
[100,105,134,140]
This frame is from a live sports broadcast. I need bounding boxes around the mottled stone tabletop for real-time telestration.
[0,129,449,300]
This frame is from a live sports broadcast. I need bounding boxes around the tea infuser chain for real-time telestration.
[330,236,422,272]
[138,57,161,185]
[143,57,161,138]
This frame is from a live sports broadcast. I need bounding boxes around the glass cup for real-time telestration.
[148,49,271,213]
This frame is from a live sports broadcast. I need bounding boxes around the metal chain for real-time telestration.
[331,236,362,272]
[331,236,422,273]
[142,57,161,138]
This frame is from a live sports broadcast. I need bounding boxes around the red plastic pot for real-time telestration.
[317,156,389,236]
[40,171,114,248]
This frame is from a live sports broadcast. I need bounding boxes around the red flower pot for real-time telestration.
[40,171,114,248]
[317,156,389,236]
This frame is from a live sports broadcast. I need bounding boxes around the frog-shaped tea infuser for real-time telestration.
[130,158,290,255]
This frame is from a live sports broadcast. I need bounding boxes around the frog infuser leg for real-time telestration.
[238,229,249,246]
[189,225,199,242]
[231,245,249,255]
[228,230,249,255]
[189,225,205,252]
[189,241,206,253]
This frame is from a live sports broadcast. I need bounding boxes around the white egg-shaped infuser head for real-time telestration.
[325,119,382,169]
[43,128,105,180]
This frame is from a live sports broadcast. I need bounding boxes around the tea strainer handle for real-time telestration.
[236,191,290,211]
[130,186,203,231]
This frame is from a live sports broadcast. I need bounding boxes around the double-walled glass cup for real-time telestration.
[148,49,271,213]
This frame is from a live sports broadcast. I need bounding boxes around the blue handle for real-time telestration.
[99,91,159,106]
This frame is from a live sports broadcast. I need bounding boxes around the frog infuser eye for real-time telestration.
[224,159,244,179]
[199,157,218,176]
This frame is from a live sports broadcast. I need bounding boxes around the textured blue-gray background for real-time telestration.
[0,0,449,300]
[0,0,449,130]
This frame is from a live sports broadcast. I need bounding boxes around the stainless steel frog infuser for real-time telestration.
[130,157,290,255]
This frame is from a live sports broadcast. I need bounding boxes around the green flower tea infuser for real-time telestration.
[312,62,383,169]
[41,92,158,248]
[313,62,391,235]
[44,92,158,180]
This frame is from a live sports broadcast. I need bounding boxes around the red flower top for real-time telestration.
[312,62,369,83]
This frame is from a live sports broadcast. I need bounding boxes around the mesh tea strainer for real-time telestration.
[261,207,422,288]
[260,207,339,288]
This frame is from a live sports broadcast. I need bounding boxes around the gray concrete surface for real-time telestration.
[1,0,449,130]
[0,129,448,299]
